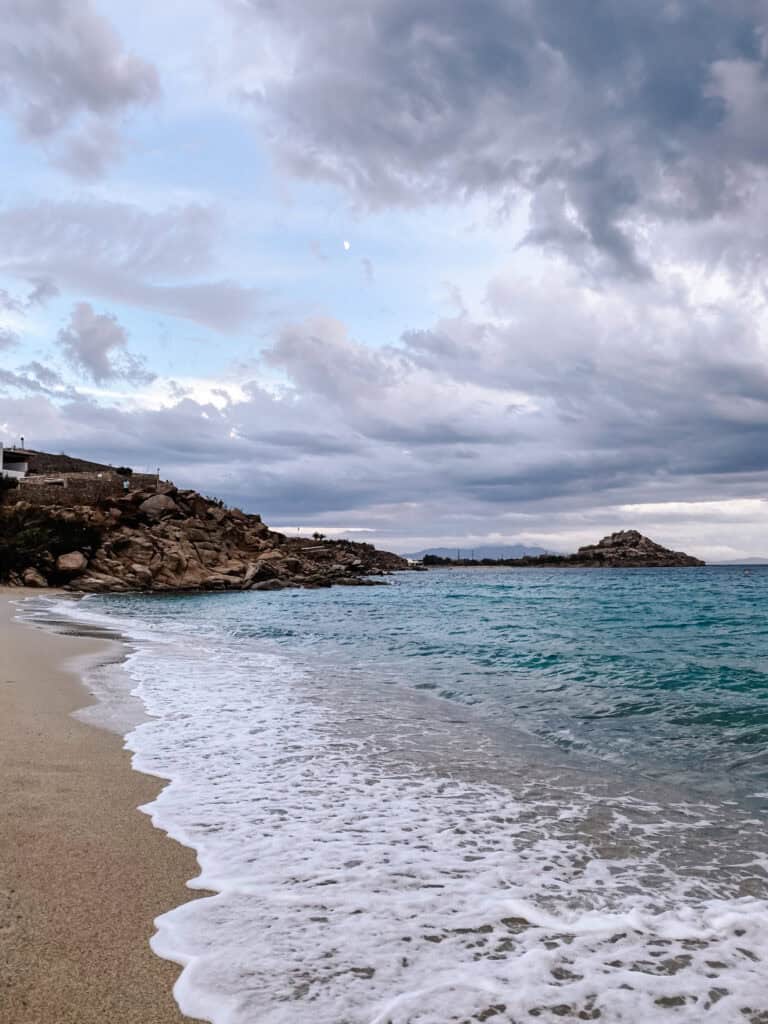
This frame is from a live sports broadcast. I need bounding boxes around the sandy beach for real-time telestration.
[0,589,204,1024]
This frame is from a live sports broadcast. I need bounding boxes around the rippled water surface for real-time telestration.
[99,565,768,799]
[26,566,768,1023]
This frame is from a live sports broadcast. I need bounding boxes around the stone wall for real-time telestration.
[10,471,161,507]
[130,473,161,490]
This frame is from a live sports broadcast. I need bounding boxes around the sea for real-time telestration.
[20,566,768,1023]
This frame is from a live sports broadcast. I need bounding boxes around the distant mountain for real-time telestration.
[403,543,553,560]
[710,557,768,565]
[404,531,703,568]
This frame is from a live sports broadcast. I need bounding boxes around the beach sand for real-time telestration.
[0,589,205,1024]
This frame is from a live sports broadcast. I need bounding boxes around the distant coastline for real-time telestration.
[414,530,704,569]
[709,557,768,566]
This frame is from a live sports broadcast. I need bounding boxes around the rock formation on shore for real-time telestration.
[0,483,408,592]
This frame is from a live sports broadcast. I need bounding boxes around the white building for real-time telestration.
[0,444,30,479]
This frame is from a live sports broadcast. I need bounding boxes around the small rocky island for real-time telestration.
[559,530,704,567]
[0,449,408,592]
[423,530,704,568]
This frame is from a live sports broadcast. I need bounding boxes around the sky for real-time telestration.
[2,1,768,559]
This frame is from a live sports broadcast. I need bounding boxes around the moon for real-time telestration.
[343,240,351,251]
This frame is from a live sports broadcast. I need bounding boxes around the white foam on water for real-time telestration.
[14,594,147,733]
[29,596,768,1024]
[70,655,149,733]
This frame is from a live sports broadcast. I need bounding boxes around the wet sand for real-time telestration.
[0,589,205,1023]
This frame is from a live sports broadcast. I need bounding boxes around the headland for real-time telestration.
[0,447,407,593]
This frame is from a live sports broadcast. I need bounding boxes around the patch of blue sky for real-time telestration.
[107,130,513,363]
[1,15,526,390]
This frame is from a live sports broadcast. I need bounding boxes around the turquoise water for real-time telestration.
[32,566,768,1022]
[97,565,768,805]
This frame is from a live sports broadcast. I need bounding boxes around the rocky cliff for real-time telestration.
[0,483,408,592]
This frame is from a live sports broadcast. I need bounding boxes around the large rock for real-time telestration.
[251,579,286,591]
[56,551,88,575]
[22,567,47,587]
[139,494,179,519]
[76,572,133,592]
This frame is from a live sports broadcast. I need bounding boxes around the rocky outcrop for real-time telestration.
[0,484,408,593]
[566,530,704,567]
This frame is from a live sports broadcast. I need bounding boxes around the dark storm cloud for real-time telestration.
[0,199,265,331]
[241,427,366,457]
[236,0,768,276]
[400,280,768,486]
[5,267,768,536]
[263,317,525,445]
[256,276,768,513]
[3,275,768,538]
[0,0,159,176]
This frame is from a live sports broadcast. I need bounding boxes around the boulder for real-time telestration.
[139,494,179,519]
[129,564,154,585]
[202,572,243,589]
[246,528,266,543]
[244,561,279,584]
[256,549,286,564]
[75,573,133,592]
[185,526,213,543]
[56,551,88,575]
[22,567,47,587]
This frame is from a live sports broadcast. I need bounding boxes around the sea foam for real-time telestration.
[27,593,768,1024]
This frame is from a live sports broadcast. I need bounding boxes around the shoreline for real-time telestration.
[0,588,206,1024]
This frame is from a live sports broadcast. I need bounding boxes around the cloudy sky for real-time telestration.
[3,1,768,558]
